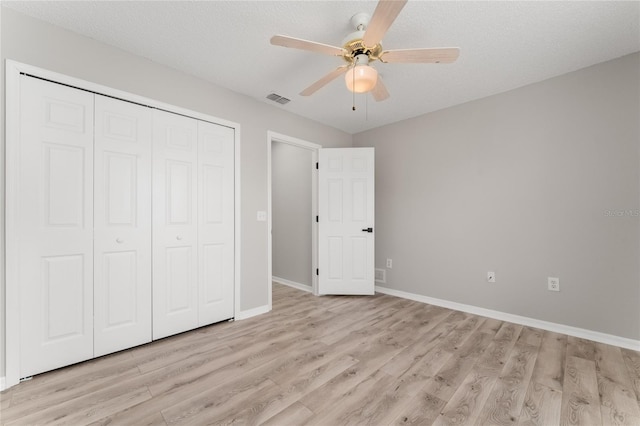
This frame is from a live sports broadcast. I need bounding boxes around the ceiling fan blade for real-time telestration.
[270,35,346,56]
[300,66,350,96]
[381,47,460,64]
[371,76,390,102]
[362,0,408,48]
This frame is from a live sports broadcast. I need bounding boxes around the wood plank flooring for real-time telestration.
[1,283,639,425]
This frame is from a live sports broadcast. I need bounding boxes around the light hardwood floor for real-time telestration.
[2,283,639,425]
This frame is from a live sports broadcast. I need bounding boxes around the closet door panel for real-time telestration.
[94,95,152,357]
[153,110,199,339]
[165,246,195,312]
[18,77,95,378]
[198,122,235,325]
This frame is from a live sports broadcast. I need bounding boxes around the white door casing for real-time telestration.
[198,121,235,325]
[266,131,321,303]
[18,76,95,377]
[318,148,375,295]
[152,109,199,339]
[94,95,153,356]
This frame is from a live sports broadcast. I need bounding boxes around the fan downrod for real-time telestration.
[350,12,370,30]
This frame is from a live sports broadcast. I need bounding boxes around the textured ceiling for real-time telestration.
[4,1,639,134]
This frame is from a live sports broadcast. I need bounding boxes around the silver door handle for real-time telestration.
[176,235,183,240]
[116,238,124,244]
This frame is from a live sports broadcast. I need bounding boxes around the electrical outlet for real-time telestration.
[548,277,560,292]
[487,271,496,283]
[386,259,393,269]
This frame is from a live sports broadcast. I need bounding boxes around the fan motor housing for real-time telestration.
[343,38,383,63]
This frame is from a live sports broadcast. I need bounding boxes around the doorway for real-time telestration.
[267,132,321,308]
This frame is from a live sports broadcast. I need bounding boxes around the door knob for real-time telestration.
[361,227,373,233]
[116,238,124,244]
[176,235,183,240]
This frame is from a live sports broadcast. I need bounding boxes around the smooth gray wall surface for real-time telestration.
[354,52,640,340]
[0,8,352,378]
[272,142,313,288]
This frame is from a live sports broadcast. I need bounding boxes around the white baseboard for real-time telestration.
[235,304,271,321]
[272,276,312,293]
[375,285,640,351]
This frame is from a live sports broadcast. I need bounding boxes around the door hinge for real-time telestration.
[316,215,319,222]
[316,268,319,276]
[316,162,319,170]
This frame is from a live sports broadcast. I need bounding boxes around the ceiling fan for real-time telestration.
[270,0,460,102]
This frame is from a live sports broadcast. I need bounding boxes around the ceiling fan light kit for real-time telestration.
[270,0,459,102]
[345,55,378,93]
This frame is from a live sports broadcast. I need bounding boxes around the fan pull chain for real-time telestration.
[352,60,357,111]
[351,56,361,111]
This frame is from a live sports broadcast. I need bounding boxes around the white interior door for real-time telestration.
[94,95,152,356]
[152,109,199,339]
[197,121,235,325]
[318,148,375,295]
[18,76,95,377]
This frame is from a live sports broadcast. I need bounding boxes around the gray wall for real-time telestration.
[0,8,352,378]
[354,52,640,340]
[272,142,313,288]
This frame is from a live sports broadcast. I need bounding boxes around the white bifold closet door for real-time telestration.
[18,77,95,378]
[94,95,153,356]
[197,121,235,324]
[14,72,236,380]
[152,110,199,339]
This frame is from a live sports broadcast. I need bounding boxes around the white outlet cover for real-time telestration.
[257,210,267,221]
[487,271,496,283]
[548,277,560,291]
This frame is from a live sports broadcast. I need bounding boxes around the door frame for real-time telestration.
[267,131,321,307]
[4,60,242,389]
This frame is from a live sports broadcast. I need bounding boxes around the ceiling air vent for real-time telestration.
[266,93,291,105]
